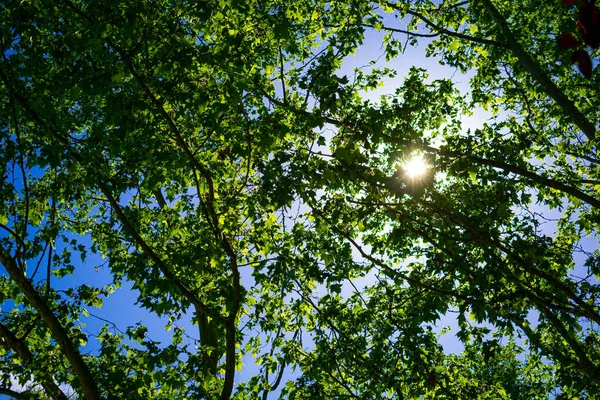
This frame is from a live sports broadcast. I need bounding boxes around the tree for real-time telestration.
[0,0,598,398]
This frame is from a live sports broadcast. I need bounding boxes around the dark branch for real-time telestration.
[0,287,80,400]
[0,388,27,399]
[479,0,597,140]
[379,0,507,48]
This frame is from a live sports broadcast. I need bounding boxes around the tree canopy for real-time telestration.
[1,0,599,398]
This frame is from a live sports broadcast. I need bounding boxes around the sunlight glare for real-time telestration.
[402,155,427,179]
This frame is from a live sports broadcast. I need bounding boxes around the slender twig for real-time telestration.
[0,223,27,251]
[379,0,507,48]
[45,194,56,297]
[30,242,49,281]
[2,49,30,253]
[279,47,287,105]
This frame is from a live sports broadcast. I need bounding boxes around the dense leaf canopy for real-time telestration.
[1,0,599,398]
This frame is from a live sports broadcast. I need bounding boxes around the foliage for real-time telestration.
[0,0,599,399]
[558,0,599,78]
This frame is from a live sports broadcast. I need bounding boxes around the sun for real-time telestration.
[402,155,428,179]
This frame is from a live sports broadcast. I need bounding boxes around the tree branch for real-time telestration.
[0,61,215,321]
[537,306,600,378]
[0,323,69,400]
[380,0,507,48]
[0,388,27,399]
[479,0,597,140]
[309,201,483,306]
[380,134,600,209]
[102,32,242,400]
[0,250,98,399]
[362,22,440,38]
[266,93,600,209]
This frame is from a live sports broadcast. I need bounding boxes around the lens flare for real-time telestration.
[402,155,427,178]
